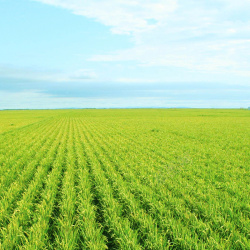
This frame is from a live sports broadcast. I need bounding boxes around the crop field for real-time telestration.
[0,109,249,249]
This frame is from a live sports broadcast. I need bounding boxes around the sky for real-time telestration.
[0,0,249,109]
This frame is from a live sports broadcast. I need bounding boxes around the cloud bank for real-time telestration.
[0,64,97,82]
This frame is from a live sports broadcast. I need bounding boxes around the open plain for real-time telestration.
[0,109,249,249]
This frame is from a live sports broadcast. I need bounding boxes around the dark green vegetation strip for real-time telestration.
[0,109,249,249]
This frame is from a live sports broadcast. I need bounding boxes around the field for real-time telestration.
[0,109,249,249]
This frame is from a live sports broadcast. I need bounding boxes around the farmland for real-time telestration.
[0,109,249,249]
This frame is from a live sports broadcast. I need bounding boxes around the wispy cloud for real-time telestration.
[0,64,97,82]
[33,0,177,34]
[34,0,250,77]
[90,39,250,76]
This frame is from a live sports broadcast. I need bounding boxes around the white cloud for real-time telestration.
[34,0,250,78]
[34,0,177,34]
[90,38,250,76]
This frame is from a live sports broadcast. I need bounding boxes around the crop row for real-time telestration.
[0,112,249,249]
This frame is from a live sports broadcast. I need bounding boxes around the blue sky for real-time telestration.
[0,0,249,109]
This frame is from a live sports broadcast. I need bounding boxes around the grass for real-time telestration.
[0,109,249,249]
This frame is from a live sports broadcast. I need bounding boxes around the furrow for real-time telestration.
[53,119,78,249]
[85,119,249,248]
[20,118,70,249]
[81,120,170,249]
[0,118,67,248]
[0,119,58,191]
[78,120,142,250]
[74,118,108,249]
[0,119,65,229]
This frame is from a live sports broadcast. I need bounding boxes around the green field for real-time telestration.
[0,109,249,249]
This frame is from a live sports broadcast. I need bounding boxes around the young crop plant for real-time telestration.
[0,109,249,249]
[74,120,108,249]
[54,120,78,249]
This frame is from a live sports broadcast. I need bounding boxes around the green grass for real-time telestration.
[0,109,249,249]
